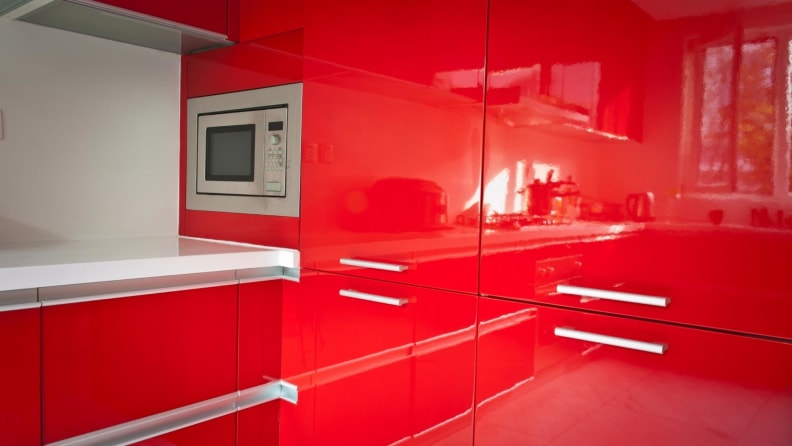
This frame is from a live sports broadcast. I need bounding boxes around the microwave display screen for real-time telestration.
[205,124,255,182]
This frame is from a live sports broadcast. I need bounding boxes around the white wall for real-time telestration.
[0,19,180,242]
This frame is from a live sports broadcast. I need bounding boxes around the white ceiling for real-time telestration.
[631,0,792,20]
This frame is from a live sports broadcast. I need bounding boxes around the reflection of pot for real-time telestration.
[526,170,580,222]
[625,192,655,222]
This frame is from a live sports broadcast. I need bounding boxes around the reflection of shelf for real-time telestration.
[488,98,631,141]
[306,57,482,110]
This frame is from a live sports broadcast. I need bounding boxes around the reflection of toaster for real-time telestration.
[368,177,448,231]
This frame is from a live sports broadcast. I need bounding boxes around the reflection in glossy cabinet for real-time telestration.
[475,297,792,445]
[299,0,487,293]
[0,308,40,446]
[306,271,477,445]
[480,0,792,339]
[42,286,238,443]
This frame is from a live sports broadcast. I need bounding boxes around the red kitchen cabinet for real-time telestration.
[237,279,317,446]
[299,0,487,293]
[0,306,41,446]
[180,31,304,249]
[475,297,792,445]
[42,285,238,443]
[98,0,229,35]
[237,0,303,42]
[131,414,236,445]
[306,270,477,445]
[480,0,792,339]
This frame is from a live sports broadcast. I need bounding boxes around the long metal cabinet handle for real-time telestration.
[339,258,408,272]
[556,284,670,308]
[554,327,667,355]
[339,289,408,307]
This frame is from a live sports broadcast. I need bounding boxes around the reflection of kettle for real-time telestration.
[625,192,655,222]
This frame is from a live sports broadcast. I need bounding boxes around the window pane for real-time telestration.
[736,38,776,195]
[698,45,734,188]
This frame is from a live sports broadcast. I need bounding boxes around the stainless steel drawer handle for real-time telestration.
[556,284,670,308]
[339,289,409,307]
[554,327,667,354]
[339,258,408,272]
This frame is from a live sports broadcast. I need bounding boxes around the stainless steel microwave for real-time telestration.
[186,83,302,216]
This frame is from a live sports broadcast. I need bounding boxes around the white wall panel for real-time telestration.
[0,19,179,242]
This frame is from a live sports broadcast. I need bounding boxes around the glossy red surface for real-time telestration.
[298,0,487,293]
[42,286,238,443]
[302,271,476,445]
[98,0,228,34]
[480,0,792,339]
[475,297,792,445]
[179,32,304,248]
[132,414,236,445]
[0,308,40,446]
[237,0,303,42]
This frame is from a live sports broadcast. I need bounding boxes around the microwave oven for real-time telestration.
[186,83,302,216]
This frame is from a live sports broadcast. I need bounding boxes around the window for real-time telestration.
[686,29,791,196]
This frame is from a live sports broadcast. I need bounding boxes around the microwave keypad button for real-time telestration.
[266,182,283,192]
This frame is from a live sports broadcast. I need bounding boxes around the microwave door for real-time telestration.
[197,110,266,196]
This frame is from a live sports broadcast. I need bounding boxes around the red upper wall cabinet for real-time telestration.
[98,0,229,35]
[299,0,487,293]
[480,0,792,340]
[237,0,303,42]
[486,0,649,142]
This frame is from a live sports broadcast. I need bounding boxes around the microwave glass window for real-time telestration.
[205,124,255,182]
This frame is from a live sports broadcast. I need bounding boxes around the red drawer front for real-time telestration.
[299,0,486,294]
[476,297,792,445]
[307,272,477,445]
[132,413,236,445]
[0,308,41,446]
[42,285,238,443]
[481,229,792,340]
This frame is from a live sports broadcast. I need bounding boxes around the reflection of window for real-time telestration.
[688,31,790,195]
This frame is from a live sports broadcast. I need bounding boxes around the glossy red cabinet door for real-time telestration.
[307,271,477,445]
[480,0,792,339]
[0,307,41,446]
[299,0,487,293]
[238,279,317,446]
[131,414,236,445]
[42,285,238,443]
[475,297,792,445]
[98,0,228,35]
[237,0,303,42]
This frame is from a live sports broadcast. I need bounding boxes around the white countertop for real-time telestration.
[0,236,299,292]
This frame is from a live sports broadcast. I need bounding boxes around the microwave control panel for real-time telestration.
[263,107,287,197]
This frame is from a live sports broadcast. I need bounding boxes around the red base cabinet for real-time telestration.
[0,307,41,446]
[303,270,477,445]
[131,414,236,445]
[42,285,238,443]
[475,297,792,445]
